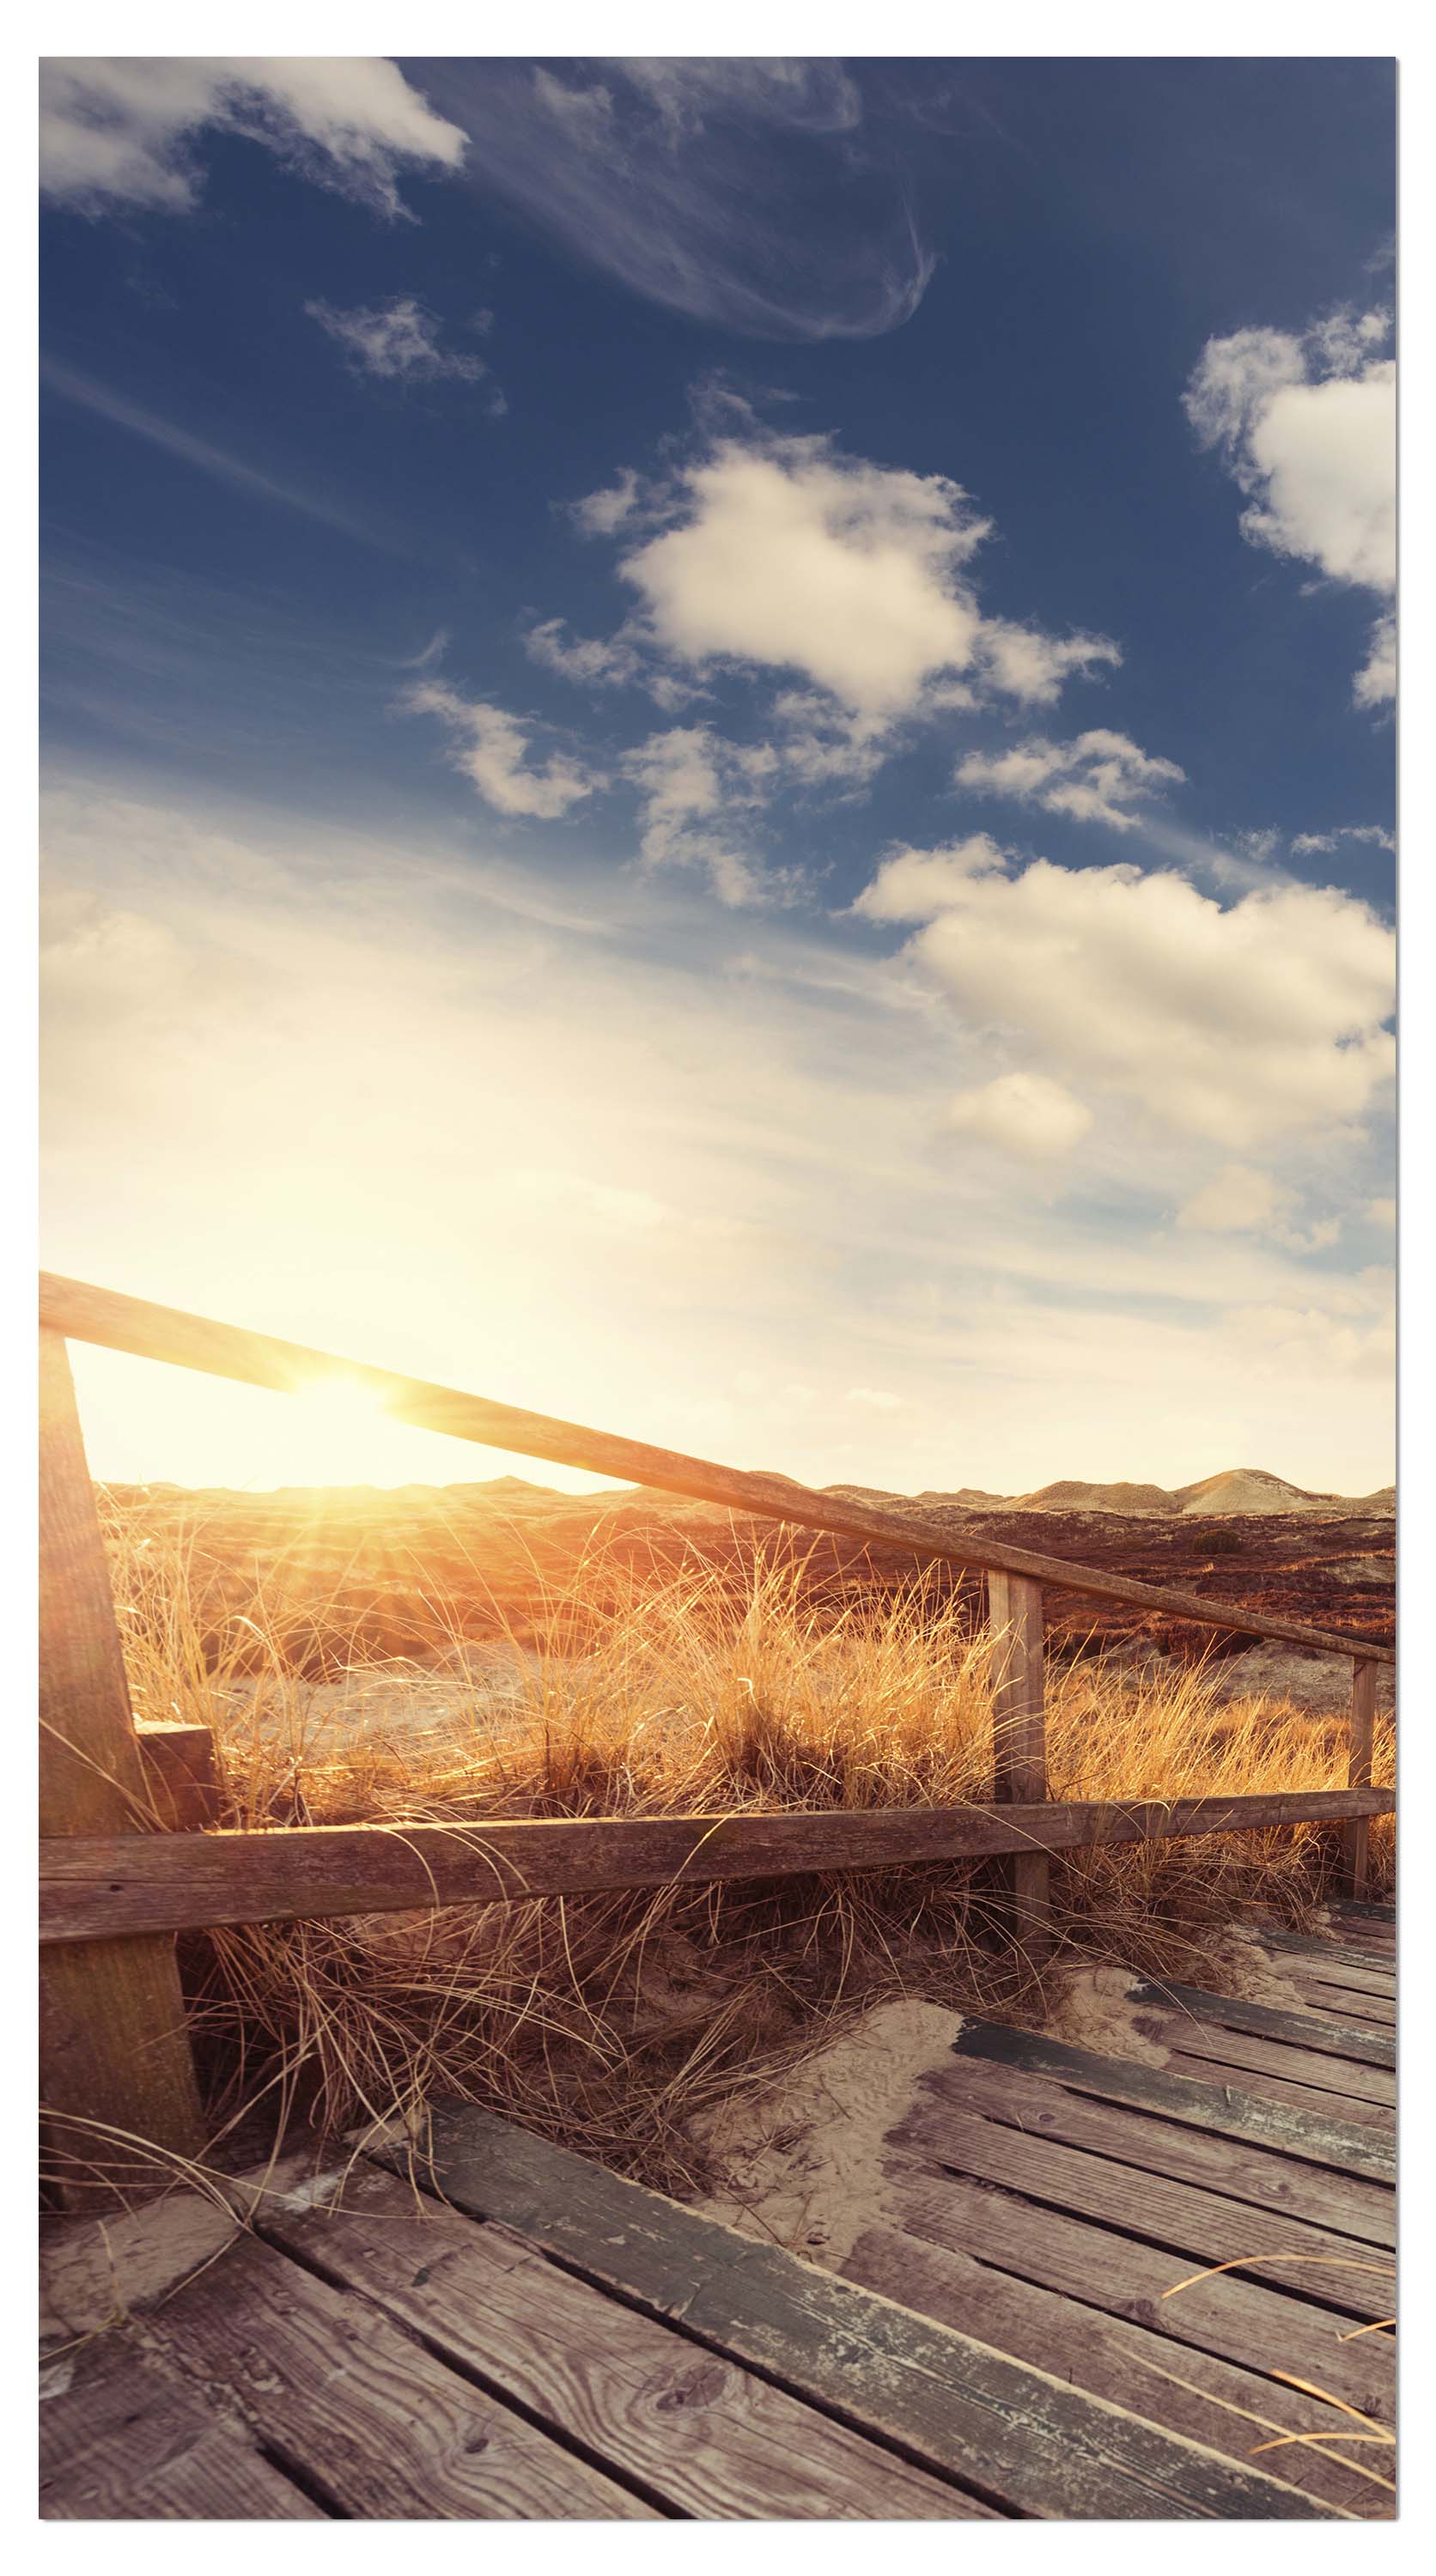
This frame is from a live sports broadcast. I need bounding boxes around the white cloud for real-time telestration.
[1174,1163,1342,1251]
[1366,1196,1396,1230]
[1354,613,1396,710]
[856,846,1395,1149]
[606,430,1121,724]
[306,295,490,385]
[1184,305,1395,706]
[40,57,466,218]
[622,726,779,905]
[524,620,644,690]
[523,617,704,710]
[569,471,642,538]
[946,1072,1094,1160]
[1291,823,1395,856]
[427,59,931,340]
[956,728,1185,830]
[847,1385,904,1410]
[404,682,599,818]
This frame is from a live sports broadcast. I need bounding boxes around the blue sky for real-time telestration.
[39,56,1396,1494]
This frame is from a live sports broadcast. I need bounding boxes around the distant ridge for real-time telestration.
[106,1466,1394,1518]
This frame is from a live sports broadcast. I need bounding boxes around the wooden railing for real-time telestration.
[38,1273,1394,2195]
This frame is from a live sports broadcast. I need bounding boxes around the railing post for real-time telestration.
[1340,1657,1378,1901]
[989,1573,1052,1970]
[39,1327,204,2204]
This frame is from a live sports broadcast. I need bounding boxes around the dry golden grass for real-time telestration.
[98,1496,1393,2199]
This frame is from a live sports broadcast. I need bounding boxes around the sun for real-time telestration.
[286,1373,403,1485]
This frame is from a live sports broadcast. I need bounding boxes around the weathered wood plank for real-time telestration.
[38,1787,1396,1945]
[882,2164,1394,2422]
[1285,1983,1395,2034]
[917,2059,1394,2246]
[1157,2052,1392,2131]
[1342,1658,1378,1899]
[137,2231,656,2518]
[989,1572,1050,1967]
[842,2224,1386,2518]
[136,1720,222,1833]
[1251,1929,1396,1984]
[950,2022,1394,2180]
[39,1327,204,2201]
[256,2162,991,2518]
[1242,1937,1391,1968]
[37,1273,1395,1663]
[1147,2027,1395,2117]
[40,2331,326,2519]
[889,2099,1390,2318]
[1127,1981,1395,2070]
[386,2102,1331,2517]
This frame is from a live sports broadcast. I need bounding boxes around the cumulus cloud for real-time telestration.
[424,58,931,340]
[855,843,1395,1149]
[523,618,703,710]
[40,57,466,218]
[1184,304,1395,706]
[946,1072,1094,1160]
[591,429,1119,727]
[306,295,491,386]
[622,726,779,905]
[404,681,599,817]
[956,729,1185,830]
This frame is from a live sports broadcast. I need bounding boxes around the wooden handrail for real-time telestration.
[40,1789,1396,1944]
[39,1273,1392,1664]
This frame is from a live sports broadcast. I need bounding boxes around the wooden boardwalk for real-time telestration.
[40,1907,1394,2522]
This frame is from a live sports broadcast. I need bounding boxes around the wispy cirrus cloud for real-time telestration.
[39,354,395,548]
[306,295,499,403]
[40,56,466,218]
[421,57,933,340]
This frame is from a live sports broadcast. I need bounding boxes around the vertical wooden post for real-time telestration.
[1340,1657,1378,1901]
[40,1328,204,2204]
[989,1572,1051,1970]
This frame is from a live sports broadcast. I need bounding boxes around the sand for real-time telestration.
[691,1998,966,2264]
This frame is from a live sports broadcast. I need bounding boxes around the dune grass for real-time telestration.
[96,1495,1393,2199]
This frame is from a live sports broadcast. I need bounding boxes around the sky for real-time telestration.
[38,54,1396,1497]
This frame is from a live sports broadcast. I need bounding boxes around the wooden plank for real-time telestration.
[386,2101,1331,2517]
[1158,2052,1392,2131]
[1342,1658,1378,1899]
[989,1572,1050,1967]
[842,2225,1387,2518]
[888,2099,1391,2318]
[916,2059,1394,2247]
[38,1786,1396,1945]
[1251,1929,1396,1984]
[883,2164,1394,2423]
[1145,2026,1396,2117]
[1127,1981,1395,2071]
[1284,1982,1394,2034]
[37,1273,1395,1663]
[136,1720,222,1832]
[950,2022,1395,2181]
[39,1327,204,2202]
[255,2162,992,2518]
[137,2230,657,2518]
[40,2330,326,2519]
